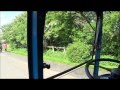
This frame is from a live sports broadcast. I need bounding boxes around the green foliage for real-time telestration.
[44,49,66,58]
[2,12,27,49]
[1,11,120,64]
[66,42,91,63]
[44,11,120,63]
[45,11,95,47]
[8,47,27,56]
[43,50,78,65]
[102,11,120,56]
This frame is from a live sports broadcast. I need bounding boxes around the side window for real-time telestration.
[43,11,95,79]
[0,11,28,79]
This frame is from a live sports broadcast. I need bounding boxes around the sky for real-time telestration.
[0,11,24,33]
[0,11,24,27]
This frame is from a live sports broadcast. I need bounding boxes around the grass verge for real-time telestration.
[7,47,27,56]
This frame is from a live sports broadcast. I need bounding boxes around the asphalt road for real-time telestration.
[0,51,108,79]
[0,51,29,79]
[0,51,88,79]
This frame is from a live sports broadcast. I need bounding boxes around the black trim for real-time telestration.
[27,11,33,79]
[1,0,120,10]
[37,11,47,79]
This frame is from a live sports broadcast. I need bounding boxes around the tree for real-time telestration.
[2,12,27,49]
[102,11,120,56]
[45,11,96,47]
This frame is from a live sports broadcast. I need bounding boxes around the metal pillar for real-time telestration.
[27,11,46,79]
[93,11,103,78]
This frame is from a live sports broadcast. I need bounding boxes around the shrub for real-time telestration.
[44,49,66,59]
[66,42,91,63]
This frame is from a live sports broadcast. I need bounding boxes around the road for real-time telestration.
[0,51,88,79]
[0,51,29,79]
[0,51,108,79]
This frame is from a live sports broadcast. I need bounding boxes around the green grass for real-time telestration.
[6,46,120,69]
[7,47,27,56]
[43,50,79,66]
[6,47,120,74]
[43,50,120,68]
[6,47,120,75]
[100,55,119,68]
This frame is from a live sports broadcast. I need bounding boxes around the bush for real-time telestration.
[66,42,91,63]
[44,50,66,59]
